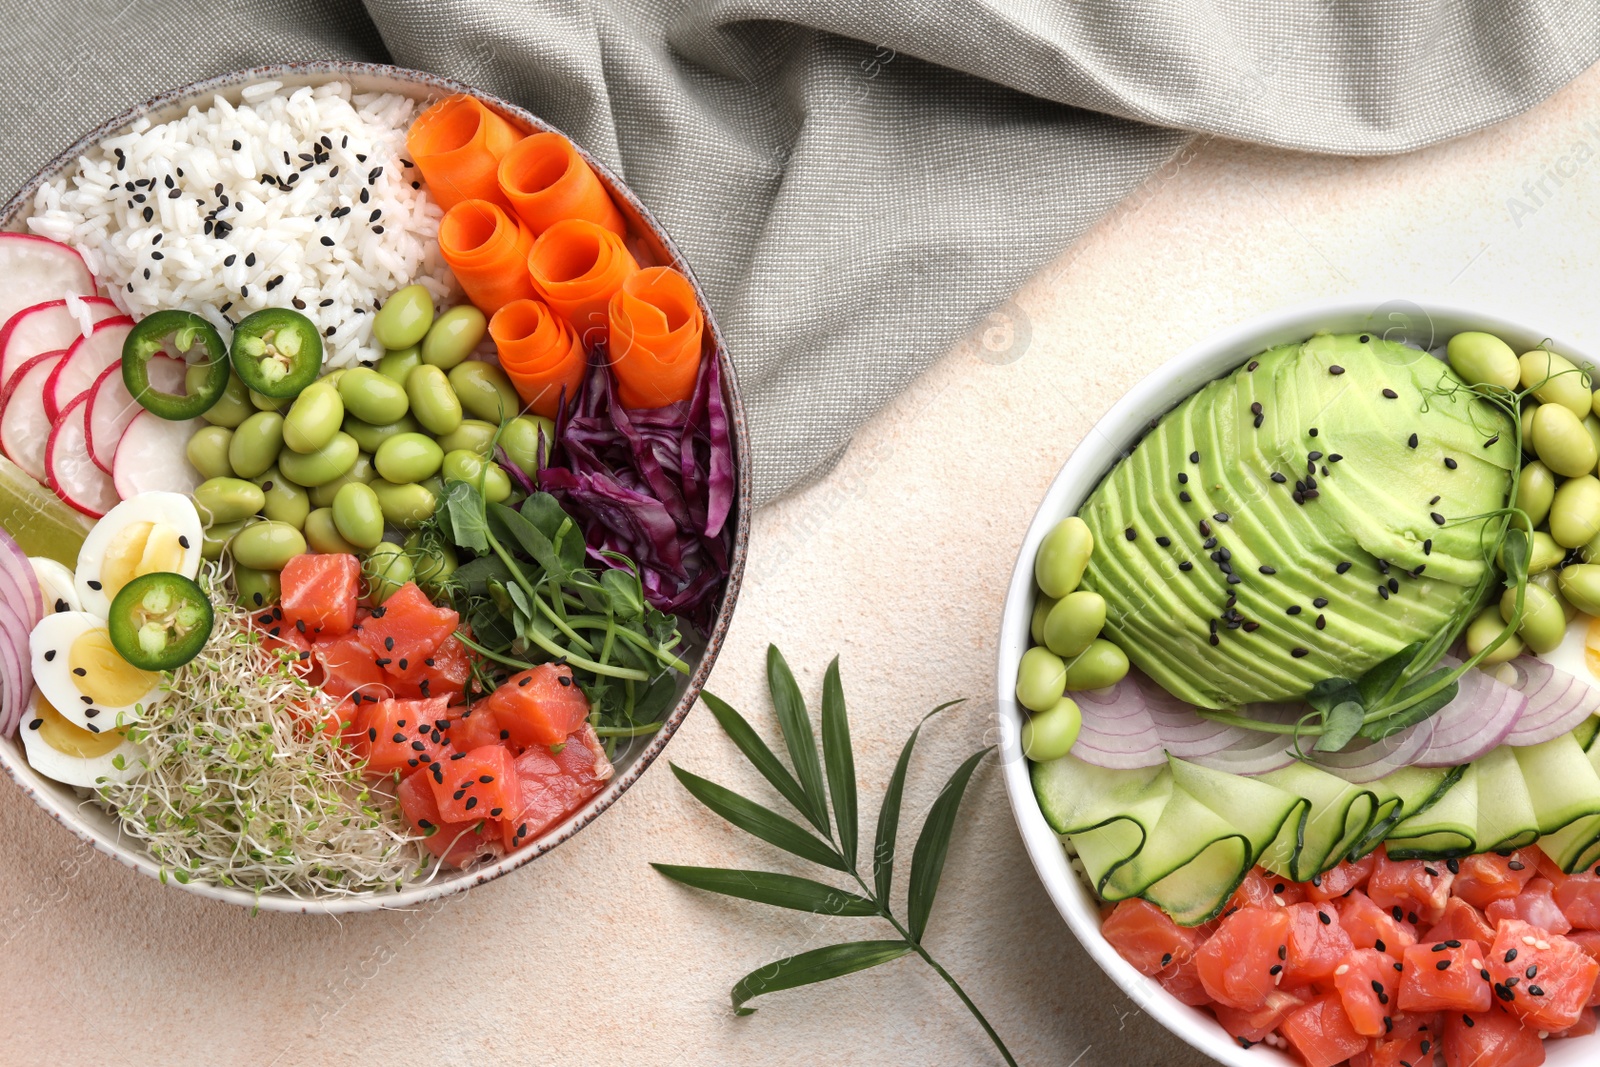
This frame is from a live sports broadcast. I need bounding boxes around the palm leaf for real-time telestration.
[670,764,845,871]
[766,645,829,832]
[700,691,821,833]
[872,700,963,902]
[820,657,858,868]
[906,746,992,941]
[652,864,878,916]
[730,940,913,1016]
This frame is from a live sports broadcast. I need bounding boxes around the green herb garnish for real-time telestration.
[653,647,1016,1064]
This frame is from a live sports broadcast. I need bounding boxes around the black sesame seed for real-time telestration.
[1190,451,1200,463]
[1429,495,1441,506]
[1259,565,1276,575]
[1308,451,1322,461]
[1214,512,1230,523]
[87,580,101,590]
[1269,964,1282,976]
[1292,648,1308,658]
[1378,586,1390,600]
[1155,535,1172,548]
[1444,457,1458,470]
[1278,945,1287,960]
[1177,472,1188,484]
[1179,491,1191,503]
[1316,614,1325,629]
[1271,472,1287,484]
[1199,520,1211,536]
[1528,985,1544,996]
[1247,360,1259,372]
[1203,536,1218,549]
[1287,605,1302,615]
[1250,402,1263,415]
[1329,365,1345,375]
[1484,433,1501,448]
[465,797,478,810]
[245,252,256,267]
[1178,561,1193,572]
[1431,512,1446,525]
[1318,910,1331,925]
[72,667,86,676]
[1382,388,1398,399]
[1336,561,1352,574]
[1124,527,1137,541]
[1388,578,1399,593]
[1328,453,1342,462]
[1309,428,1319,437]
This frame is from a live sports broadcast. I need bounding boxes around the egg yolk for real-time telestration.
[69,628,159,708]
[33,693,126,759]
[1586,616,1600,679]
[100,520,185,600]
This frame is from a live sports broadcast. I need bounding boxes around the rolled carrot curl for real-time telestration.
[608,267,704,409]
[498,132,625,237]
[489,299,586,419]
[437,200,538,315]
[407,95,521,212]
[527,219,639,347]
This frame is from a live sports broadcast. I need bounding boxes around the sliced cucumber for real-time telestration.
[1258,762,1379,881]
[1517,731,1600,834]
[1534,728,1600,871]
[1353,765,1455,858]
[1380,763,1480,859]
[1576,715,1600,751]
[1030,755,1166,835]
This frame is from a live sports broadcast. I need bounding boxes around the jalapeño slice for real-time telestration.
[122,310,230,420]
[107,572,215,671]
[231,308,324,398]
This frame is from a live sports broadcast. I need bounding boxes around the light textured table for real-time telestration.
[7,67,1600,1067]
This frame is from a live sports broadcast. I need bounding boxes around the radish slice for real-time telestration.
[85,356,186,474]
[44,317,132,423]
[0,296,119,395]
[0,235,96,344]
[46,393,119,517]
[114,410,204,497]
[0,351,65,483]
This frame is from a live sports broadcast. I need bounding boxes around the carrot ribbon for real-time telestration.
[406,95,521,212]
[489,299,586,418]
[498,132,625,238]
[437,200,538,315]
[608,267,704,409]
[527,219,639,347]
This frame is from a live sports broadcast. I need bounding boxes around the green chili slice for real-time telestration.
[230,308,324,398]
[107,572,215,671]
[122,310,230,420]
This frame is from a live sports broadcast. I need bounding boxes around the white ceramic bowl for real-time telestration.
[996,297,1598,1066]
[0,64,750,913]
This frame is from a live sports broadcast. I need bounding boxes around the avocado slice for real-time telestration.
[1077,332,1514,708]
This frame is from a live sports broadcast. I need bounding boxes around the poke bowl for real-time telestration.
[0,63,749,913]
[999,298,1600,1066]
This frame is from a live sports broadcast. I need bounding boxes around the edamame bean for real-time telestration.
[249,388,291,413]
[234,565,281,609]
[441,448,511,502]
[1034,516,1093,598]
[1530,402,1598,478]
[374,432,444,483]
[321,369,347,390]
[422,305,487,370]
[343,412,421,453]
[404,532,458,591]
[1584,416,1600,467]
[421,474,446,501]
[305,508,360,555]
[1016,646,1067,712]
[1042,591,1106,659]
[1062,639,1129,691]
[364,541,414,603]
[278,431,359,487]
[437,419,497,457]
[282,381,345,454]
[1550,474,1600,548]
[255,467,312,529]
[1560,564,1600,616]
[1021,697,1082,763]
[331,482,385,550]
[376,345,421,383]
[1498,530,1565,575]
[1520,349,1593,418]
[371,479,437,528]
[1030,597,1056,646]
[193,477,266,524]
[309,453,376,508]
[1466,606,1524,665]
[338,367,411,425]
[200,369,253,428]
[230,520,307,571]
[406,364,463,436]
[500,415,554,475]
[186,426,235,480]
[1447,331,1520,390]
[1519,461,1557,530]
[202,518,250,561]
[1531,569,1579,622]
[1501,582,1566,654]
[372,284,435,350]
[227,411,285,479]
[448,361,520,423]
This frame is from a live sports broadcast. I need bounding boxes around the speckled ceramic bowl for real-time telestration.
[0,63,749,913]
[997,298,1598,1066]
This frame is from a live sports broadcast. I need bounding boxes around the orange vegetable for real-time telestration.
[527,219,638,346]
[608,266,704,409]
[406,95,521,212]
[437,200,538,315]
[489,299,586,418]
[497,132,625,237]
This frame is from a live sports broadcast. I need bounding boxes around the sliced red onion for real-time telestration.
[1068,679,1166,769]
[1314,716,1438,783]
[1187,726,1299,776]
[0,527,42,630]
[1500,656,1597,747]
[1410,655,1527,766]
[0,599,29,737]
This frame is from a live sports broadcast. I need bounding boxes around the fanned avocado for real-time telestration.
[1078,333,1516,708]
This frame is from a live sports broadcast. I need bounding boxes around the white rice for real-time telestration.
[26,80,457,369]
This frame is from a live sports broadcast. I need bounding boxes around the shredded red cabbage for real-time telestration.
[539,348,734,629]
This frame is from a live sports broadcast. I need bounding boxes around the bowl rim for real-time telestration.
[0,61,751,914]
[995,295,1598,1066]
